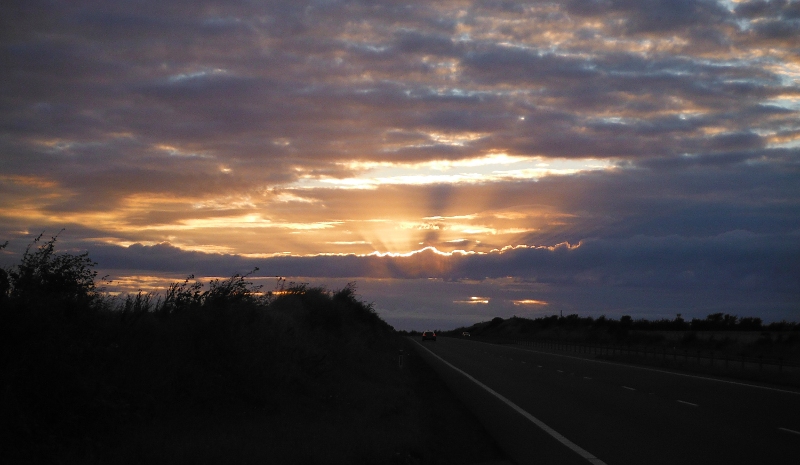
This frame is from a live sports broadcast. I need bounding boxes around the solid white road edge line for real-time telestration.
[412,339,608,465]
[778,427,800,435]
[676,400,699,407]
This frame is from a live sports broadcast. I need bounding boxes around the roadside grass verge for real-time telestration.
[1,235,505,464]
[98,340,506,465]
[450,315,800,388]
[592,348,800,388]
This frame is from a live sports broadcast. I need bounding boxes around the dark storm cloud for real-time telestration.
[87,229,800,297]
[752,18,800,40]
[393,29,462,56]
[565,0,731,33]
[463,47,598,84]
[90,242,256,275]
[736,0,800,20]
[732,1,800,46]
[526,158,800,240]
[463,46,781,108]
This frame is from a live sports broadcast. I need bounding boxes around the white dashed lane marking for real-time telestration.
[502,343,800,395]
[458,339,800,451]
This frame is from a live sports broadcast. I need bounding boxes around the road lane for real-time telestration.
[411,339,592,465]
[414,337,800,465]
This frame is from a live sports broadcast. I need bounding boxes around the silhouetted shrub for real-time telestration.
[6,232,100,310]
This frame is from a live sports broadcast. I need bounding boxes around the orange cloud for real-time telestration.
[513,299,548,306]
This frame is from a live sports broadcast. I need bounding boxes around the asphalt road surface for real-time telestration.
[411,337,800,465]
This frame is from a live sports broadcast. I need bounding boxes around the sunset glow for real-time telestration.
[454,297,491,305]
[514,300,548,306]
[2,1,798,329]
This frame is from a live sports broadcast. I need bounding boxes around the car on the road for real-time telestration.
[422,330,436,342]
[462,332,470,337]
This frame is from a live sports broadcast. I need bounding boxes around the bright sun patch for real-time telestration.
[513,299,548,306]
[294,154,613,189]
[454,296,490,304]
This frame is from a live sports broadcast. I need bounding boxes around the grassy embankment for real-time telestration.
[447,314,800,386]
[0,236,504,465]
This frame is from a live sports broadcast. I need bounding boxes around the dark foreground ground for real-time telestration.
[399,338,509,465]
[87,338,507,465]
[2,238,509,464]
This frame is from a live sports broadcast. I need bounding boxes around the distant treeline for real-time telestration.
[0,235,397,464]
[449,312,798,336]
[446,312,800,365]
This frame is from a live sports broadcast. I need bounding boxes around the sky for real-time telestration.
[1,0,799,330]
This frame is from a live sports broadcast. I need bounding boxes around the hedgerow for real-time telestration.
[0,235,396,464]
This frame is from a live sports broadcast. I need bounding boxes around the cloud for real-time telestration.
[565,0,731,34]
[81,228,800,295]
[463,46,598,85]
[45,227,792,329]
[2,0,799,326]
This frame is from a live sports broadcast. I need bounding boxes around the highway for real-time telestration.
[410,336,800,465]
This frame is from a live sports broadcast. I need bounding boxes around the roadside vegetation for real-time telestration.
[447,314,800,385]
[448,314,800,361]
[0,235,503,464]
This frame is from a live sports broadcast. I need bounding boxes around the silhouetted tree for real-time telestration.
[0,241,9,304]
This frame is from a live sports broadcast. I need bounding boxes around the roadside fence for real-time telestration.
[464,336,800,377]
